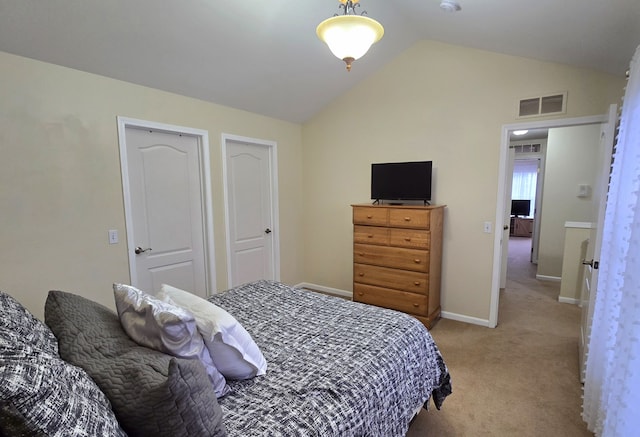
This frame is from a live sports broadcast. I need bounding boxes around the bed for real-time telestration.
[209,280,452,436]
[1,280,450,437]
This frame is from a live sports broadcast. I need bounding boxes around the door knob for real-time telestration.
[135,246,152,254]
[264,228,272,234]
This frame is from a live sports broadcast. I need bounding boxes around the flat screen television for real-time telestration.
[511,199,531,217]
[371,161,432,204]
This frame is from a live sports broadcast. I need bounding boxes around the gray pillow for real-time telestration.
[45,290,227,437]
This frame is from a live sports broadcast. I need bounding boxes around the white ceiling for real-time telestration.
[1,0,638,123]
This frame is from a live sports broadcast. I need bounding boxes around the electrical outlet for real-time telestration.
[483,221,492,234]
[108,229,119,244]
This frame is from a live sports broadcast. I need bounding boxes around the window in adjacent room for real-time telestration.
[512,159,538,217]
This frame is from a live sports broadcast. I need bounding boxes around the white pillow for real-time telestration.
[158,284,267,380]
[113,283,229,398]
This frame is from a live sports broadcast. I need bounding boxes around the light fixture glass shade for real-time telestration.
[316,15,384,71]
[513,130,529,136]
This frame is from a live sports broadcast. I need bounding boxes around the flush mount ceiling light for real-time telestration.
[440,0,462,13]
[316,0,384,72]
[513,130,529,136]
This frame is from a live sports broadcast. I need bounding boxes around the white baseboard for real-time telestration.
[558,296,580,305]
[441,311,492,328]
[294,282,353,299]
[535,274,561,282]
[295,283,493,328]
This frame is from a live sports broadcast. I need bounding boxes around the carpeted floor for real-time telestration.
[407,237,593,436]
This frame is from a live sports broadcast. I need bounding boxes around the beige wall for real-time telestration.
[0,51,304,320]
[537,124,602,278]
[301,40,624,322]
[0,40,626,325]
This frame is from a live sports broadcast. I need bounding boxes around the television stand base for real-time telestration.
[371,200,431,206]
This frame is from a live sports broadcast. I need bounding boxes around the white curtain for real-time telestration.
[582,45,640,436]
[511,159,538,217]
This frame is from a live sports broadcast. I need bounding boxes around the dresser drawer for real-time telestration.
[389,209,430,229]
[389,228,430,249]
[354,263,429,294]
[354,243,429,273]
[353,283,428,316]
[353,206,388,226]
[354,225,389,245]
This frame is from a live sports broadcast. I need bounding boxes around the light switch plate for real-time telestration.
[108,229,118,244]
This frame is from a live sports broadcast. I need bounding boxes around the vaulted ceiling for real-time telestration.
[1,0,638,123]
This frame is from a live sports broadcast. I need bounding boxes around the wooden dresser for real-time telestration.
[510,217,533,237]
[352,204,445,329]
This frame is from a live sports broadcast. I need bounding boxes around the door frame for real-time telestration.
[531,148,547,263]
[490,112,609,328]
[116,116,216,294]
[221,133,280,286]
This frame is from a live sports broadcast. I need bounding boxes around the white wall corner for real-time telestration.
[558,296,581,305]
[441,311,492,328]
[535,274,562,282]
[564,221,594,229]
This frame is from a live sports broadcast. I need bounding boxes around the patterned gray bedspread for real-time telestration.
[208,280,451,437]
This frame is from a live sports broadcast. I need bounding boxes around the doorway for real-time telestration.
[506,157,541,282]
[500,135,547,289]
[221,133,280,287]
[501,136,547,287]
[489,112,613,328]
[117,117,216,297]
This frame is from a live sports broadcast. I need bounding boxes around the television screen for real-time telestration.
[371,161,432,202]
[511,199,531,217]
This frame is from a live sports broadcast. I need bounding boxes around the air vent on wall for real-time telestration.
[517,92,567,118]
[510,143,541,153]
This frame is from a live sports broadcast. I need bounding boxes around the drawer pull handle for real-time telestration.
[359,253,364,256]
[404,238,411,242]
[404,217,411,221]
[414,259,421,264]
[368,234,374,238]
[367,215,373,219]
[413,303,419,308]
[414,281,421,286]
[358,272,365,277]
[358,292,364,296]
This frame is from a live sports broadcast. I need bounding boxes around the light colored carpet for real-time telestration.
[407,237,593,437]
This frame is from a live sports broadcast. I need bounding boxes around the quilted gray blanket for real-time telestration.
[208,280,451,437]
